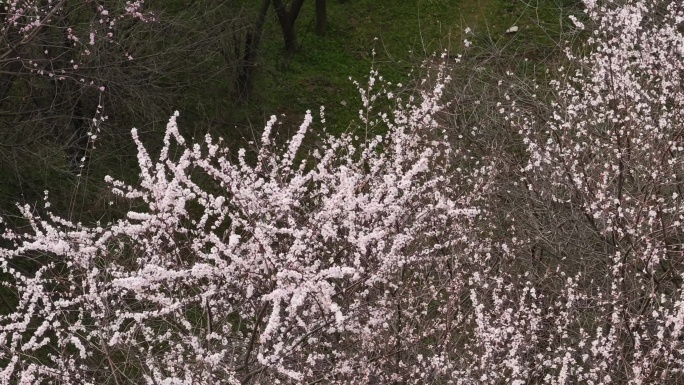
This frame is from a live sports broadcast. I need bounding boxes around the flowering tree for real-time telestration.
[494,0,684,382]
[3,0,684,384]
[0,58,495,383]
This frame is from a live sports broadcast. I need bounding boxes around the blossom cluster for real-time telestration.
[1,0,152,85]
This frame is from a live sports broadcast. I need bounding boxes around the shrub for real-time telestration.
[4,0,684,383]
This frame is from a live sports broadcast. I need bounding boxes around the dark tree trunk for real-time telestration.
[272,0,306,56]
[281,25,298,55]
[235,0,270,104]
[315,0,327,36]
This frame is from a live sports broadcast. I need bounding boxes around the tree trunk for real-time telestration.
[236,0,270,104]
[282,25,298,56]
[272,0,306,56]
[315,0,327,36]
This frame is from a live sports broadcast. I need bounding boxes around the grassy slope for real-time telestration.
[229,0,506,137]
[227,0,577,138]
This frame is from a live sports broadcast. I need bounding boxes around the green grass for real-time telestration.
[217,0,579,140]
[225,0,518,137]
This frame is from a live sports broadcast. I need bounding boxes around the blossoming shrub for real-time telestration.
[0,60,496,383]
[418,0,684,382]
[492,0,684,382]
[4,0,684,384]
